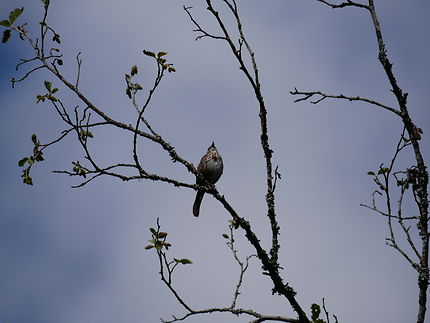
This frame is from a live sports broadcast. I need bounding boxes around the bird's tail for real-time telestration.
[193,190,205,217]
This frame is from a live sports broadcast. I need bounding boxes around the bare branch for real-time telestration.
[75,52,82,89]
[360,204,416,221]
[397,185,422,261]
[151,220,297,323]
[204,0,281,278]
[39,127,74,151]
[15,56,39,70]
[225,225,256,309]
[322,298,330,323]
[304,2,429,321]
[161,308,298,323]
[183,6,227,41]
[11,65,45,88]
[290,88,401,116]
[316,0,368,10]
[184,2,307,320]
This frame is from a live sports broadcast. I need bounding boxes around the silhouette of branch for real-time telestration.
[302,2,429,322]
[322,298,339,323]
[75,52,82,89]
[7,2,202,193]
[290,88,401,116]
[152,221,297,323]
[316,0,368,10]
[184,1,309,321]
[360,130,422,271]
[224,224,256,309]
[183,6,227,41]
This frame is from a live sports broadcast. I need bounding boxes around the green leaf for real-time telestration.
[44,80,52,92]
[130,65,138,76]
[56,59,63,66]
[179,258,193,265]
[157,51,167,57]
[23,176,33,185]
[150,227,157,235]
[154,241,163,251]
[311,304,321,321]
[46,94,57,102]
[0,20,10,27]
[144,245,154,250]
[18,157,28,167]
[36,95,46,103]
[378,167,390,175]
[143,50,155,57]
[51,88,59,94]
[34,151,44,162]
[2,29,11,43]
[9,8,24,25]
[52,34,61,44]
[31,133,38,144]
[21,169,33,185]
[222,234,229,239]
[367,171,375,176]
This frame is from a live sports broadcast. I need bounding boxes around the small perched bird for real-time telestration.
[193,142,223,217]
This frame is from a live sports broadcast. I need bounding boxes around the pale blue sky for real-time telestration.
[1,1,429,322]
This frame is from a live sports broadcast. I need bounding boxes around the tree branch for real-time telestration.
[306,2,429,321]
[316,0,368,9]
[185,1,308,320]
[290,88,401,116]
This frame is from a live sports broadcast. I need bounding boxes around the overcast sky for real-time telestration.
[1,1,429,322]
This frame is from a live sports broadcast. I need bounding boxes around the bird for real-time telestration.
[193,142,223,217]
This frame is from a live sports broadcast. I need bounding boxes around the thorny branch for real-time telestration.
[294,1,429,323]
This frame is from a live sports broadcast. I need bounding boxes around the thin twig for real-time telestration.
[183,5,227,41]
[75,52,82,89]
[226,225,256,309]
[316,0,368,9]
[290,89,401,116]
